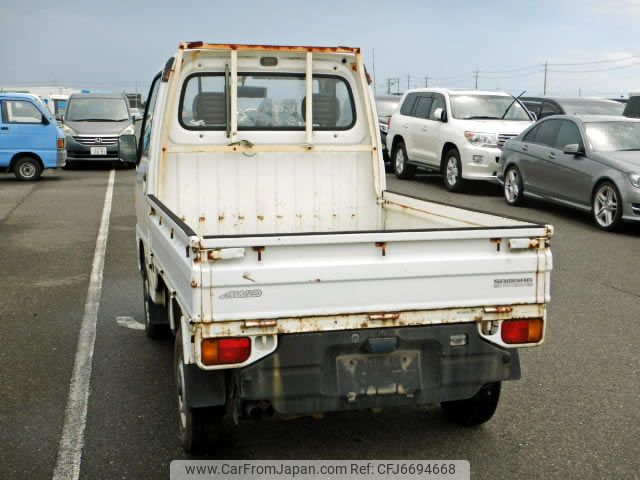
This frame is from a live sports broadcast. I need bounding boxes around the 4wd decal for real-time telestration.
[219,289,263,299]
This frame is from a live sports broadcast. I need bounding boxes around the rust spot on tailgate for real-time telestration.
[252,246,265,261]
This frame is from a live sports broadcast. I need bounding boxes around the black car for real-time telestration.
[623,95,640,118]
[521,96,625,120]
[62,93,136,167]
[375,95,400,164]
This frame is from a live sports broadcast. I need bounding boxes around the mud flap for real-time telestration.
[183,364,226,408]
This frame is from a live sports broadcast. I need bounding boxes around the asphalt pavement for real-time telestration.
[1,168,639,480]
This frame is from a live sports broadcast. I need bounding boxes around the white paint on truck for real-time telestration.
[132,43,553,451]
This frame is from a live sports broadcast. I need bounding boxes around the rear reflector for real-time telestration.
[202,337,251,365]
[501,318,543,344]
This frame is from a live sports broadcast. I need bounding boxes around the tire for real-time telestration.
[441,382,501,427]
[142,274,169,339]
[443,148,464,192]
[504,166,525,206]
[592,181,623,231]
[175,329,226,452]
[13,156,43,181]
[393,141,416,179]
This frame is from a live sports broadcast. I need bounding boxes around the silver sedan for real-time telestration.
[497,115,640,230]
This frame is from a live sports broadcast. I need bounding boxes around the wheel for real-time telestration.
[142,274,169,339]
[504,166,525,206]
[175,329,226,452]
[592,181,623,231]
[393,141,416,179]
[441,382,501,426]
[13,156,43,181]
[443,149,464,192]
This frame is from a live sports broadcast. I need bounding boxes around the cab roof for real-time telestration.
[403,88,511,97]
[0,92,41,100]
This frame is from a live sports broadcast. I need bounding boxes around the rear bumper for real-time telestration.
[56,149,66,167]
[234,323,519,415]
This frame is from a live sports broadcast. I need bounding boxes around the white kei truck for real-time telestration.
[120,42,553,452]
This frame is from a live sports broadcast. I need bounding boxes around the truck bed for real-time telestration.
[147,190,551,325]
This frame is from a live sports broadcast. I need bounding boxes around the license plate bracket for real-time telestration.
[336,351,422,400]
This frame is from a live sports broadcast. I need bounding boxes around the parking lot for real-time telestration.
[1,168,638,480]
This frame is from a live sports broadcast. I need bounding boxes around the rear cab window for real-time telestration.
[179,73,355,131]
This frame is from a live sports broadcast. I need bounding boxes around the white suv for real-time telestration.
[386,88,534,191]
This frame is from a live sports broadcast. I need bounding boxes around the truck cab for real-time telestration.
[0,92,66,180]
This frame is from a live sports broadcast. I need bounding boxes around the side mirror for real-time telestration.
[119,134,138,164]
[563,144,584,156]
[433,107,446,122]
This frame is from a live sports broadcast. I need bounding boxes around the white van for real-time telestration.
[386,88,534,191]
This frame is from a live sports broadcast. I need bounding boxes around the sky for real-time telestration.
[2,0,640,99]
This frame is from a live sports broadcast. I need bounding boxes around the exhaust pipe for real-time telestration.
[244,401,274,420]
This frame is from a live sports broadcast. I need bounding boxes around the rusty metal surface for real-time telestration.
[197,303,544,339]
[181,42,361,54]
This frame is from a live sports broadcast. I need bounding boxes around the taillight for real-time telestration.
[388,115,392,130]
[57,138,65,149]
[501,318,543,344]
[201,337,251,365]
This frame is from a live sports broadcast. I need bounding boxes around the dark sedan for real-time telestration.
[498,115,640,230]
[521,96,624,120]
[62,93,136,167]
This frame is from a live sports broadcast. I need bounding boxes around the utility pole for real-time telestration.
[543,59,548,95]
[396,77,400,94]
[578,86,582,97]
[474,67,479,89]
[387,78,391,94]
[407,75,410,90]
[425,75,429,87]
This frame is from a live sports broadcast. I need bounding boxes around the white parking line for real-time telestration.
[52,169,115,480]
[116,315,144,330]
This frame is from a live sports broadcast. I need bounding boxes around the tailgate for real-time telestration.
[197,227,552,322]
